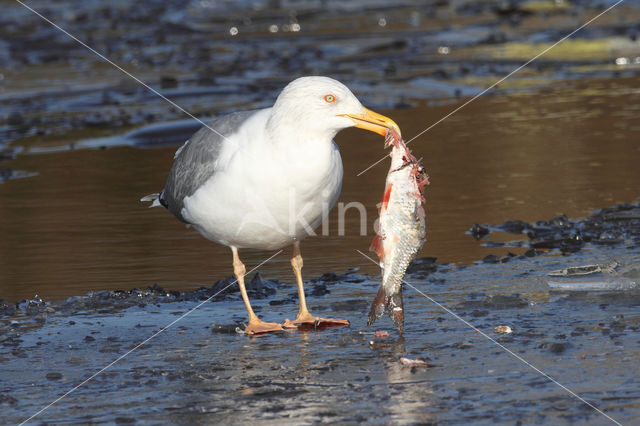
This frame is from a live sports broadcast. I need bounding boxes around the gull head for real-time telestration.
[267,76,400,142]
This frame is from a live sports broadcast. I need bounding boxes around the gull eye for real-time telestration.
[324,94,336,103]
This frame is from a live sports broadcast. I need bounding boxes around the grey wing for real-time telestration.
[159,110,257,223]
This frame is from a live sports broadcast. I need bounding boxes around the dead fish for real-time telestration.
[368,129,429,333]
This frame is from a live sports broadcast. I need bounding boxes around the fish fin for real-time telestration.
[388,286,404,334]
[370,234,385,261]
[367,284,405,334]
[367,285,387,326]
[381,183,393,211]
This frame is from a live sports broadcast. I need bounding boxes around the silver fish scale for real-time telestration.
[382,185,426,294]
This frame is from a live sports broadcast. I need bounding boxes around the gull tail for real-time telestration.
[367,283,404,333]
[140,193,162,208]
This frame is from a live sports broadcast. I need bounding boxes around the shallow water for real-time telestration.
[2,76,640,301]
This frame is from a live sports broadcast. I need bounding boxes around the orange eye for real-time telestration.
[324,94,336,103]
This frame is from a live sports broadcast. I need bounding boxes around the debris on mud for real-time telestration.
[0,301,17,317]
[547,261,639,291]
[1,273,280,328]
[475,202,640,258]
[374,330,390,339]
[494,325,512,334]
[399,356,433,368]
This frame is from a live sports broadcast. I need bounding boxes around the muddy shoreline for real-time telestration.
[3,0,640,153]
[2,202,639,424]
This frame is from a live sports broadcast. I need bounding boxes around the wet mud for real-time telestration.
[2,205,639,424]
[2,1,640,301]
[472,201,640,256]
[2,0,640,150]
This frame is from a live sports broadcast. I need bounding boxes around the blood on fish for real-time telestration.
[381,183,393,211]
[370,234,384,260]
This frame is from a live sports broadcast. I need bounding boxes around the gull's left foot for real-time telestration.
[282,312,350,331]
[244,319,285,335]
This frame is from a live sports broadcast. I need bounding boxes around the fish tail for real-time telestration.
[388,286,404,334]
[367,284,405,334]
[367,285,387,327]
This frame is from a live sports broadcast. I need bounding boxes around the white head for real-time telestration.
[267,76,400,142]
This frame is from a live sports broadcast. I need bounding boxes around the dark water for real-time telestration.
[2,76,640,301]
[2,1,640,424]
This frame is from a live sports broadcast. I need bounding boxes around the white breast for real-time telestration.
[181,132,343,250]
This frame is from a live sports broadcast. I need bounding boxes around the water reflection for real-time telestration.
[378,337,424,422]
[1,77,639,301]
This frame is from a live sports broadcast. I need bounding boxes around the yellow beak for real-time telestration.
[340,107,401,137]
